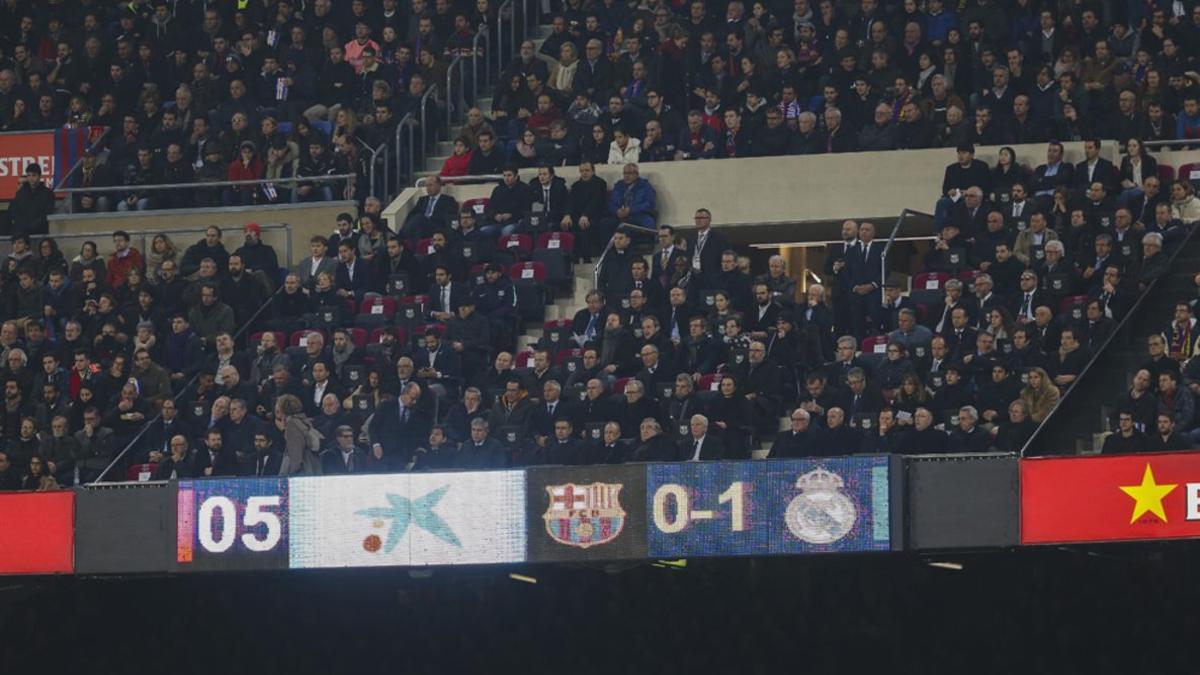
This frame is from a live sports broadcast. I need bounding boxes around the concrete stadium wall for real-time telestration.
[385,141,1104,234]
[47,201,358,268]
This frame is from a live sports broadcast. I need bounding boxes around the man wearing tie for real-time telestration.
[572,290,606,347]
[848,221,883,339]
[427,266,463,322]
[369,382,427,469]
[688,208,727,285]
[680,414,724,461]
[652,225,685,288]
[321,425,368,474]
[824,220,859,336]
[403,175,460,238]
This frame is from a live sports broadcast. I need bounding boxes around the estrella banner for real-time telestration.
[1022,452,1200,545]
[646,456,898,558]
[288,472,526,569]
[0,127,98,200]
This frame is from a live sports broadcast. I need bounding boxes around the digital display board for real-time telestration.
[289,472,526,569]
[526,464,648,563]
[647,457,895,558]
[176,478,290,571]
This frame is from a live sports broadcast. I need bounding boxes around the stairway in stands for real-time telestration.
[418,24,554,178]
[1037,232,1200,454]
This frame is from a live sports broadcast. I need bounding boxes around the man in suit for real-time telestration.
[824,220,860,336]
[942,307,979,362]
[769,408,825,458]
[971,274,1006,330]
[141,398,193,461]
[635,343,678,398]
[540,418,590,465]
[457,418,508,469]
[847,220,883,339]
[248,432,284,476]
[1074,138,1120,193]
[369,382,428,469]
[652,225,687,288]
[1089,266,1133,320]
[296,235,337,289]
[572,290,606,347]
[688,208,727,285]
[873,278,916,335]
[834,366,884,423]
[1010,270,1052,324]
[530,380,576,442]
[193,429,240,477]
[679,414,725,461]
[1004,183,1034,231]
[414,329,461,401]
[736,341,784,435]
[746,284,782,338]
[590,421,631,464]
[949,187,991,237]
[321,425,369,474]
[403,175,460,238]
[334,241,373,301]
[427,266,465,322]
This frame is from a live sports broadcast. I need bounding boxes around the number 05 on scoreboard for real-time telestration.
[176,478,291,571]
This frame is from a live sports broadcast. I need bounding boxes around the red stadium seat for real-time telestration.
[289,329,325,347]
[497,234,533,256]
[1180,163,1200,188]
[613,377,633,395]
[126,463,159,481]
[515,350,536,368]
[346,327,368,349]
[462,197,489,216]
[861,335,889,355]
[368,326,407,345]
[913,272,950,292]
[536,231,576,253]
[415,323,445,338]
[1059,295,1089,321]
[358,296,397,319]
[510,261,547,283]
[555,348,583,365]
[697,374,721,392]
[956,269,981,284]
[543,319,574,347]
[416,237,437,256]
[1158,164,1176,184]
[249,331,285,348]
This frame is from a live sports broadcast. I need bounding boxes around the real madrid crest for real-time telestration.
[784,468,857,545]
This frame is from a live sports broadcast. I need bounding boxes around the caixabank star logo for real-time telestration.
[1022,453,1200,545]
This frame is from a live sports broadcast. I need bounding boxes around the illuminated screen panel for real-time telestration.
[647,458,893,558]
[289,472,526,569]
[525,464,648,563]
[175,478,290,571]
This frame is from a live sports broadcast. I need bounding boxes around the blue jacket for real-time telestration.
[608,178,657,220]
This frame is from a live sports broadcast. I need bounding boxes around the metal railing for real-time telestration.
[1143,139,1200,151]
[880,208,934,303]
[357,138,389,200]
[0,222,295,267]
[1018,222,1200,457]
[447,54,465,132]
[420,83,440,154]
[415,173,504,188]
[92,284,287,483]
[393,112,417,188]
[59,173,356,212]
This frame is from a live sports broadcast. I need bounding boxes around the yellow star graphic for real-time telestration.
[1119,464,1178,524]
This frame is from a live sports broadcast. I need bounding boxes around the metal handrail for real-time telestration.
[415,173,504,188]
[357,138,389,199]
[2,222,294,267]
[393,112,416,189]
[880,208,933,302]
[497,0,513,81]
[473,29,490,94]
[420,82,439,151]
[52,126,111,192]
[92,284,287,484]
[446,54,464,132]
[56,173,356,194]
[1142,139,1200,150]
[592,234,617,293]
[1018,222,1200,457]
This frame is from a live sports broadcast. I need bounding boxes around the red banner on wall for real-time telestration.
[1022,453,1200,545]
[0,491,74,575]
[0,127,98,200]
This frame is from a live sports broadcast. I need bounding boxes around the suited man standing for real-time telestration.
[679,414,725,461]
[296,235,337,289]
[427,266,465,322]
[688,208,727,285]
[652,225,686,288]
[335,242,373,301]
[403,175,460,238]
[848,221,883,339]
[321,425,369,474]
[369,382,428,469]
[824,220,859,337]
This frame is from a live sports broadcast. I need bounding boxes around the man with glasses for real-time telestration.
[1101,410,1148,453]
[1010,270,1050,324]
[322,425,368,474]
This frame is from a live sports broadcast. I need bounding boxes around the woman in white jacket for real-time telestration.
[608,128,641,164]
[1170,180,1200,225]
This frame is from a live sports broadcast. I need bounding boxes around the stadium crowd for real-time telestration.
[439,0,1200,172]
[0,134,1193,489]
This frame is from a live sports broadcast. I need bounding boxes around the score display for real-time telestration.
[647,457,896,558]
[176,478,290,571]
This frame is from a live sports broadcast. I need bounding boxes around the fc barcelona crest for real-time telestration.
[543,482,626,549]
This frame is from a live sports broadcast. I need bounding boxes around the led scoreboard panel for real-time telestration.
[167,459,898,573]
[647,457,899,558]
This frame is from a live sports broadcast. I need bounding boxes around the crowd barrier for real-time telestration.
[7,451,1200,576]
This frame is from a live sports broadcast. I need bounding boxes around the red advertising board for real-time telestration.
[1022,453,1200,545]
[0,491,74,574]
[0,130,55,200]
